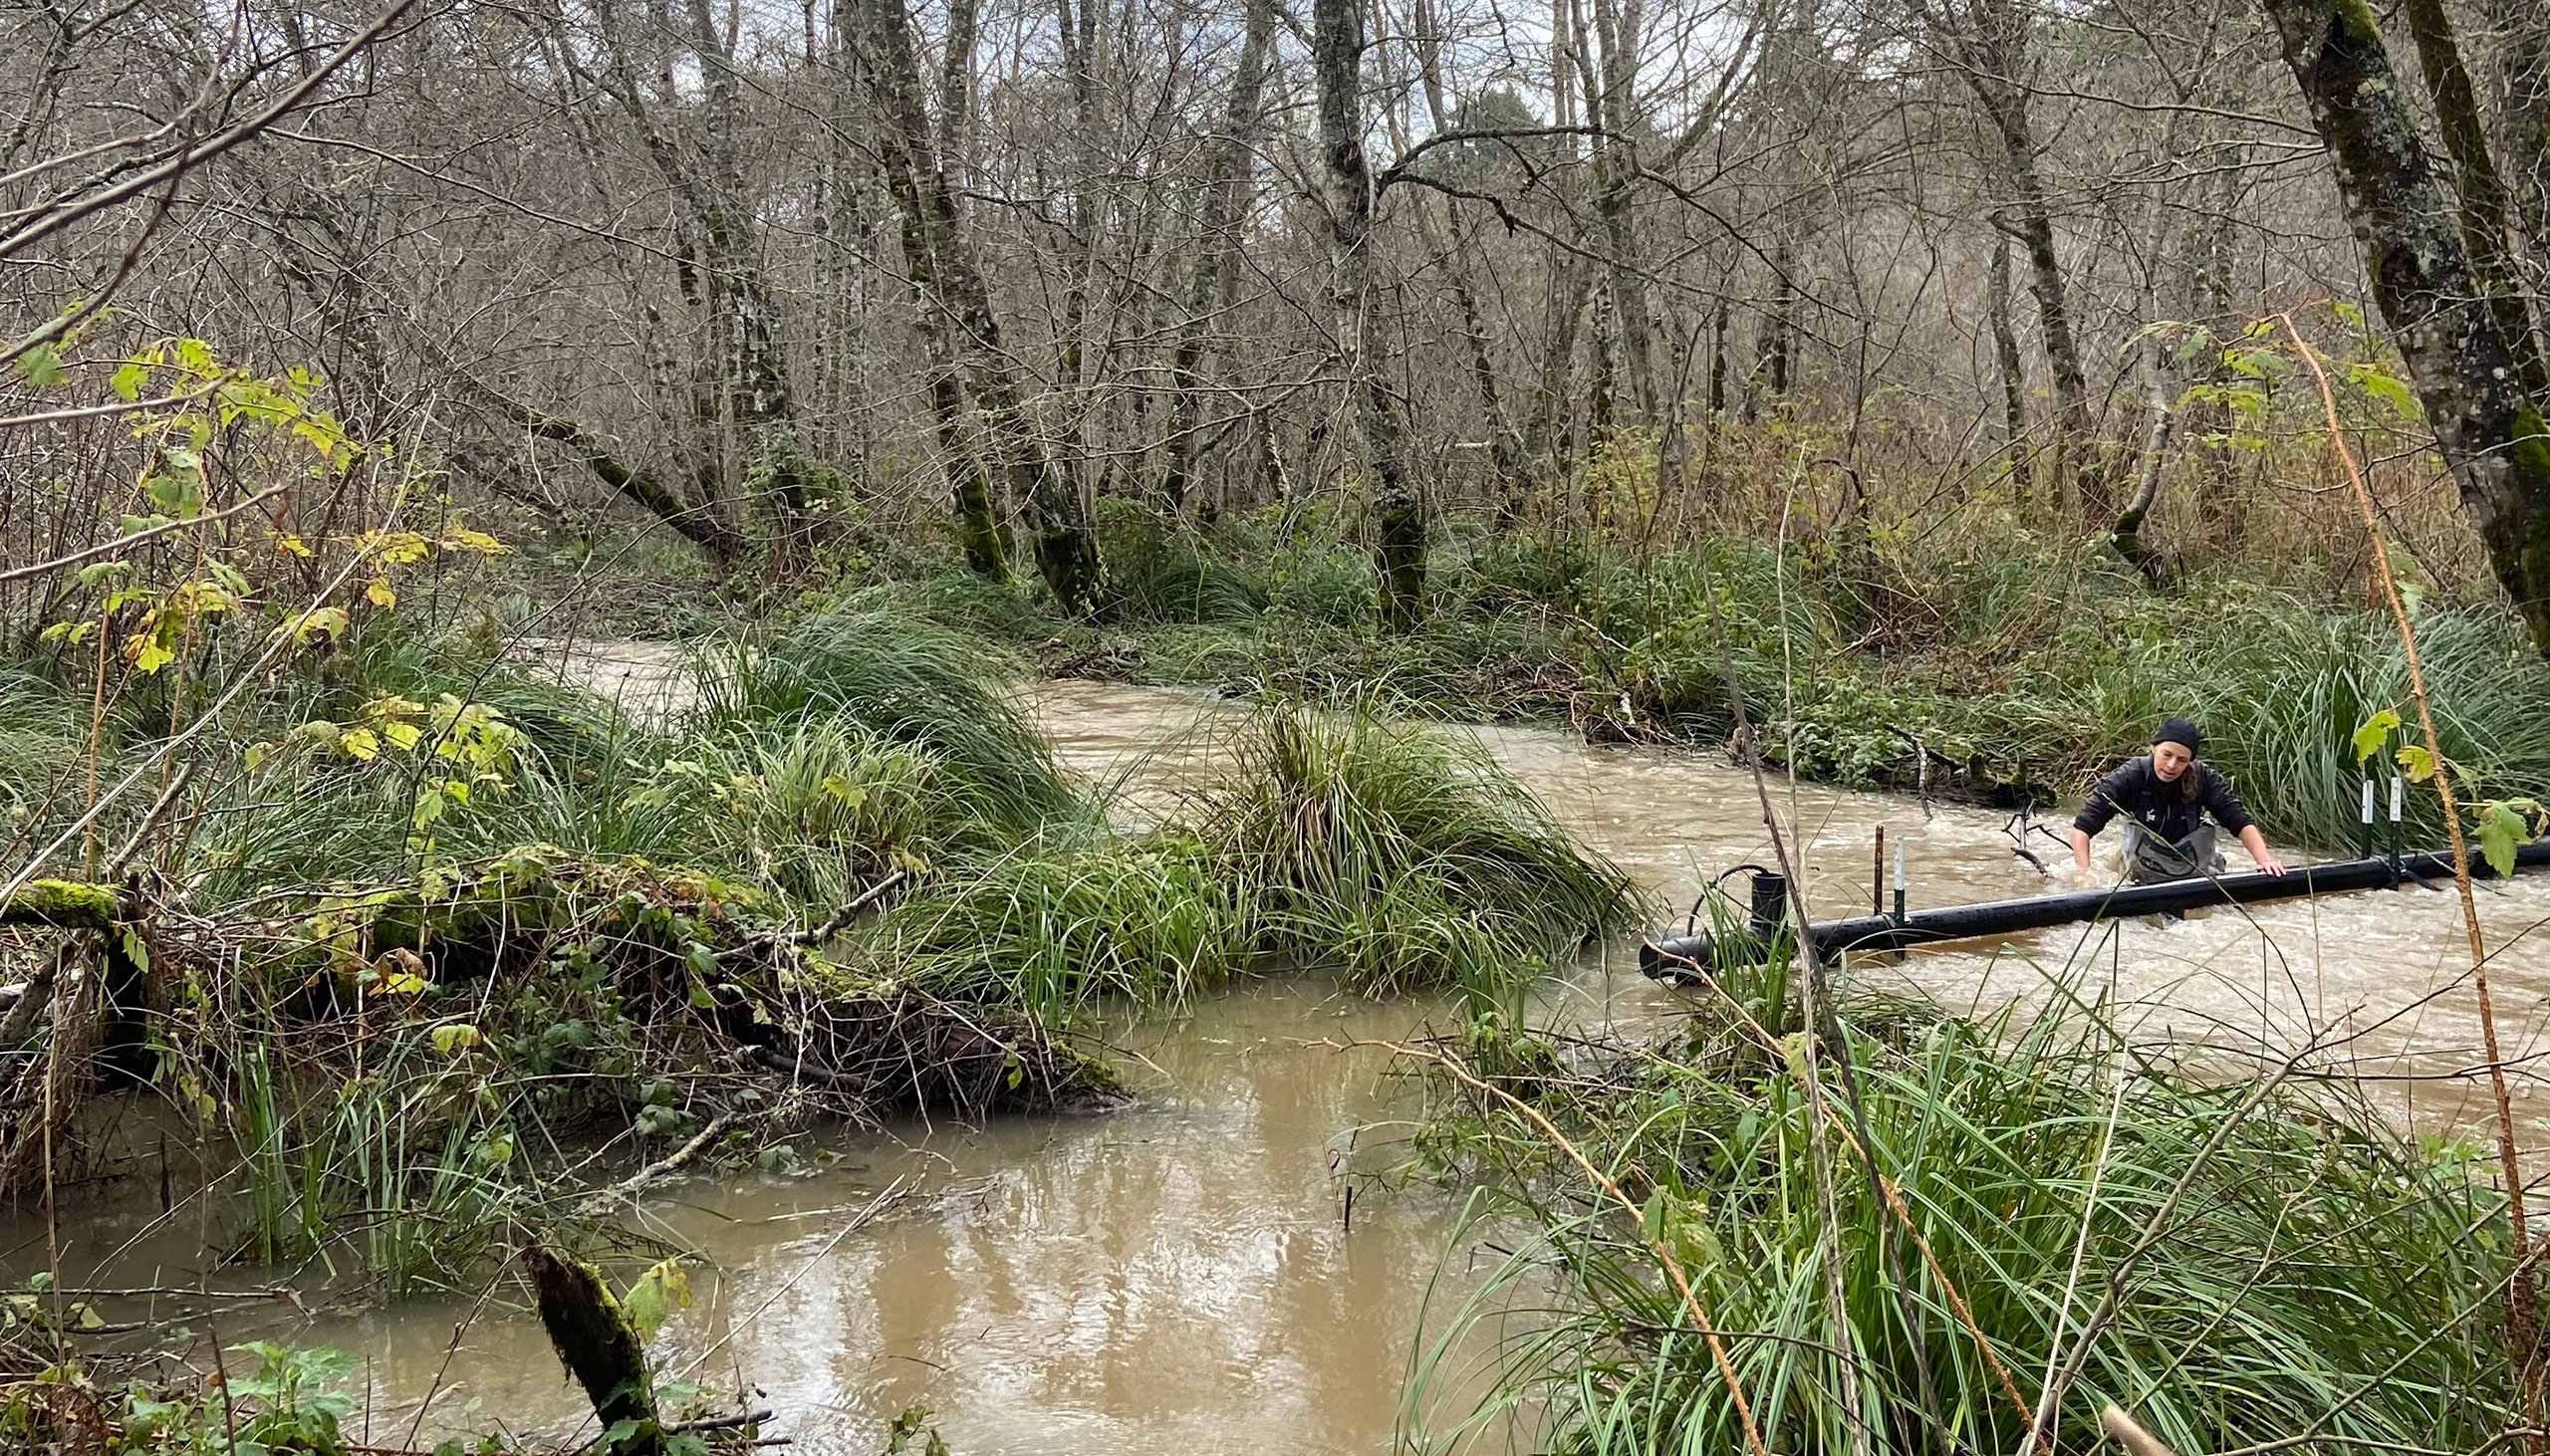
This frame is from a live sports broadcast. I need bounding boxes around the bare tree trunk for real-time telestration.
[1994,146,2099,516]
[1314,0,1423,629]
[1588,0,1658,423]
[2401,0,2548,393]
[2112,276,2175,587]
[2261,0,2550,652]
[1763,238,1794,400]
[1915,0,2101,516]
[1520,0,1592,505]
[855,0,1103,611]
[2189,160,2249,554]
[1160,0,1273,512]
[2499,0,2550,266]
[1986,223,2029,486]
[1707,292,1731,417]
[588,0,811,563]
[1411,0,1524,512]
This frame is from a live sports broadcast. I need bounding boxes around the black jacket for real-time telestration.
[2072,757,2256,845]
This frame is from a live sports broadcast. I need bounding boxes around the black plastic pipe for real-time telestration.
[1641,840,2550,981]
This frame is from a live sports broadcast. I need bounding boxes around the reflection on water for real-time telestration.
[16,675,2550,1452]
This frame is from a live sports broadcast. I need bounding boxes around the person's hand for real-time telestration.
[2254,851,2287,877]
[2067,862,2105,891]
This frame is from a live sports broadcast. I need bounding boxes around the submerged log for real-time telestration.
[521,1241,662,1455]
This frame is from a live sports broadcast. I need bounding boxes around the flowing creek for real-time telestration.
[14,664,2550,1452]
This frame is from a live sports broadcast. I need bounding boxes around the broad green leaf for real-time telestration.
[2352,363,2419,418]
[429,1024,481,1056]
[338,727,381,761]
[17,344,66,386]
[2351,709,2400,764]
[2397,745,2436,784]
[2480,803,2525,878]
[621,1258,690,1339]
[111,361,147,400]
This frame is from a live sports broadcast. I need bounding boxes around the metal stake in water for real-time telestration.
[2389,774,2406,875]
[1892,840,1908,962]
[2360,778,2377,860]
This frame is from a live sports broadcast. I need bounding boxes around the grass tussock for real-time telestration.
[873,833,1251,1017]
[1193,703,1640,994]
[879,700,1641,1013]
[691,608,1078,835]
[1409,992,2514,1454]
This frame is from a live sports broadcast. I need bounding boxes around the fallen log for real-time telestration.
[0,879,128,930]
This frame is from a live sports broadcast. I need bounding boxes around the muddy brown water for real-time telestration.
[15,669,2550,1452]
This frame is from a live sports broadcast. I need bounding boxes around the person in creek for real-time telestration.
[2069,717,2286,885]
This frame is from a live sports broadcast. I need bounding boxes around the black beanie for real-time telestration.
[2153,717,2202,753]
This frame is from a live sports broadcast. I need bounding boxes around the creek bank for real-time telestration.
[826,517,2550,849]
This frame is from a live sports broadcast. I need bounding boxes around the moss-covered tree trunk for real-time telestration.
[1314,0,1423,631]
[521,1242,662,1456]
[2260,0,2550,653]
[0,880,125,929]
[854,0,1103,611]
[2400,0,2548,394]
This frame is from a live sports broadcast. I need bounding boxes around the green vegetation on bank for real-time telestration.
[1407,986,2518,1453]
[810,501,2550,850]
[0,595,1633,1295]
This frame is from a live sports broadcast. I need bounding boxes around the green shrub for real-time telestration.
[1096,499,1268,623]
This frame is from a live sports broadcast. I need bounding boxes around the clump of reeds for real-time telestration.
[879,700,1641,1011]
[1191,701,1640,995]
[1410,990,2516,1453]
[874,832,1251,1018]
[690,609,1078,835]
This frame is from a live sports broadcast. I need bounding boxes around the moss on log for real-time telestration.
[0,880,126,930]
[521,1241,663,1455]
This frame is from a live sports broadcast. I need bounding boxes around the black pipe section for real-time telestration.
[1642,840,2550,981]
